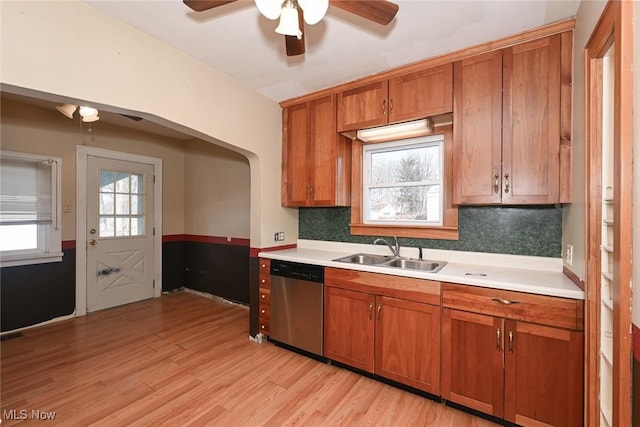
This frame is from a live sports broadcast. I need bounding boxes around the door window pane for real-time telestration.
[98,170,145,238]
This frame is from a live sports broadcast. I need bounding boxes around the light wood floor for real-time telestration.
[1,292,499,426]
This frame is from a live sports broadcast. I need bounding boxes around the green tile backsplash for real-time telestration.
[299,206,562,257]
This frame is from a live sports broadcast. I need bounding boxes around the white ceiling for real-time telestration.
[84,0,581,104]
[4,1,581,140]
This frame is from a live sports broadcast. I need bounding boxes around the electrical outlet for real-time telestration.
[565,244,573,266]
[274,231,285,242]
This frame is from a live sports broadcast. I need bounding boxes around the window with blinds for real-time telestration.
[0,151,62,266]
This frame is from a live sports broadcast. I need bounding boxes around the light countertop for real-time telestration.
[258,240,584,300]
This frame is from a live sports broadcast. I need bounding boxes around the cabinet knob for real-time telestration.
[261,294,266,299]
[261,309,265,314]
[389,98,394,114]
[496,328,502,351]
[504,173,510,193]
[508,331,514,354]
[261,264,266,268]
[494,173,500,193]
[261,279,266,284]
[382,99,387,115]
[261,325,265,329]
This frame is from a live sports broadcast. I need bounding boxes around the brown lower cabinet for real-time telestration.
[441,284,584,426]
[323,270,441,395]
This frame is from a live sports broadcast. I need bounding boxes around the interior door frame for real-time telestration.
[584,1,633,425]
[75,146,163,316]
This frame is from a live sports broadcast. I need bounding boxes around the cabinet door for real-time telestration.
[324,286,375,373]
[502,35,561,204]
[309,95,338,206]
[452,51,503,204]
[442,309,505,418]
[375,296,440,394]
[388,63,453,124]
[337,80,388,132]
[504,321,584,427]
[282,103,310,206]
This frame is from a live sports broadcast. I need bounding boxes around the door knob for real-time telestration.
[89,239,97,246]
[89,228,96,234]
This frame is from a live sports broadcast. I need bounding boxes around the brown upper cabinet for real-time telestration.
[336,64,453,132]
[453,33,573,205]
[281,94,351,207]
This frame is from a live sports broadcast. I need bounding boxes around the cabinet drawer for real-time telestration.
[259,258,271,275]
[259,275,270,289]
[259,288,271,305]
[442,283,583,330]
[259,320,270,335]
[325,267,440,305]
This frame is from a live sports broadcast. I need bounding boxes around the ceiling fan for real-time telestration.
[183,0,399,56]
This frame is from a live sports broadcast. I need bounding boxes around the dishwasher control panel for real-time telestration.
[270,260,324,283]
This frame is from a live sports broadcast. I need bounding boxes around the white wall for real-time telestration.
[0,0,297,249]
[184,140,251,239]
[562,0,608,280]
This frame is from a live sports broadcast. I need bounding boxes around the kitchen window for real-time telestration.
[350,126,458,240]
[0,151,63,267]
[363,136,443,226]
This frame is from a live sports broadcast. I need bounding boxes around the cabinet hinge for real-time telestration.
[153,175,156,184]
[153,279,156,289]
[153,227,156,236]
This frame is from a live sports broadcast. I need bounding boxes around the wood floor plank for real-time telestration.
[1,293,499,426]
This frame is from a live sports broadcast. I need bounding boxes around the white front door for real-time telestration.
[86,156,155,312]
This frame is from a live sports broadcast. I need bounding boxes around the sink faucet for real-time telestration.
[373,236,400,257]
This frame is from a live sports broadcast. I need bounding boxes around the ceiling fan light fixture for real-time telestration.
[255,0,283,20]
[56,103,77,119]
[79,106,100,123]
[297,0,328,25]
[275,1,302,38]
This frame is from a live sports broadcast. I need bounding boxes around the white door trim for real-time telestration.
[76,146,163,316]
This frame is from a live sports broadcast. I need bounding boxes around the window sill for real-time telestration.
[350,224,459,240]
[1,252,64,268]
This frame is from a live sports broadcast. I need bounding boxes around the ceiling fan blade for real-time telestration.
[285,9,305,56]
[183,0,238,12]
[330,0,399,25]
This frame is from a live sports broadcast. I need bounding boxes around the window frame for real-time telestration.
[0,151,63,267]
[362,135,444,226]
[350,125,459,240]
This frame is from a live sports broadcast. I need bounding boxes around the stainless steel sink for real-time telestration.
[333,253,393,265]
[382,258,447,273]
[333,253,447,273]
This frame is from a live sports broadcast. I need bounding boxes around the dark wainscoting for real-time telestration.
[181,235,250,305]
[161,237,185,292]
[1,245,76,332]
[1,236,251,333]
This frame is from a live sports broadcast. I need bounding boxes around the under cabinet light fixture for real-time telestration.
[356,118,433,143]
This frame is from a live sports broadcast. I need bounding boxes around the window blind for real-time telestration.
[0,157,53,224]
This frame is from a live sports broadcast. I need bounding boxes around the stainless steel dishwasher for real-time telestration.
[269,260,324,357]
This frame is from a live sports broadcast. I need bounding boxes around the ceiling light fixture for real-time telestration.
[275,0,302,38]
[356,119,433,143]
[55,104,100,122]
[257,0,329,39]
